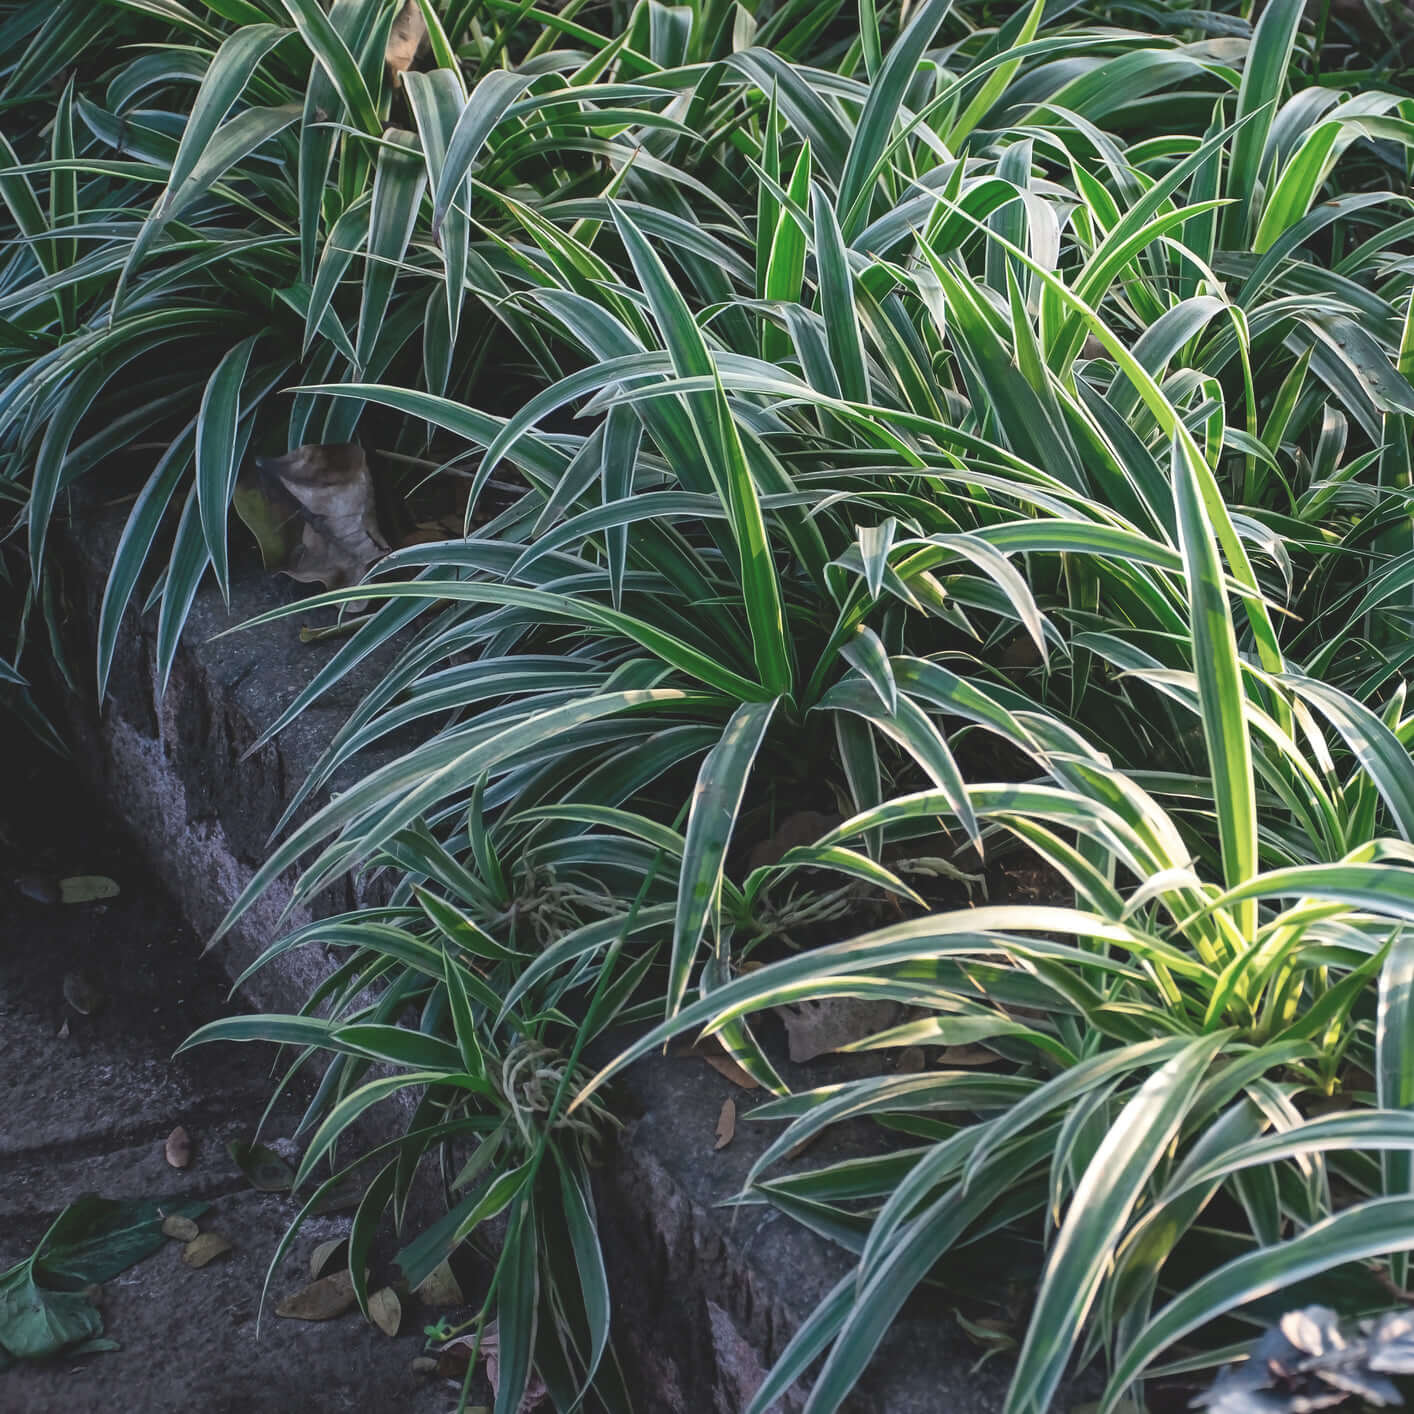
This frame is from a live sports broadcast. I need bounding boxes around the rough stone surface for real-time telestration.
[0,765,479,1414]
[53,504,1015,1413]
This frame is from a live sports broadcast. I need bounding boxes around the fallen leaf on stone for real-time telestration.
[165,1126,192,1169]
[276,1269,357,1321]
[309,1177,365,1215]
[896,1046,926,1074]
[386,0,428,86]
[16,872,58,904]
[56,1019,69,1040]
[414,1259,463,1309]
[59,876,120,904]
[181,1233,231,1268]
[309,1237,348,1280]
[244,444,389,593]
[227,1139,294,1192]
[773,997,900,1063]
[0,1195,207,1364]
[62,970,104,1016]
[714,1098,736,1151]
[701,1047,758,1089]
[677,1035,761,1089]
[368,1286,401,1337]
[161,1216,199,1242]
[410,1355,439,1375]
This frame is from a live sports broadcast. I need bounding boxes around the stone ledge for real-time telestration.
[58,504,1011,1414]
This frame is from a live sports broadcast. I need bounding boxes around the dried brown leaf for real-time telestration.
[276,1269,357,1321]
[247,444,389,593]
[698,1046,763,1085]
[714,1097,736,1151]
[414,1259,463,1308]
[895,1046,926,1074]
[774,998,899,1063]
[386,0,428,86]
[309,1237,348,1280]
[161,1215,199,1241]
[938,1044,997,1067]
[164,1126,193,1169]
[181,1233,231,1268]
[368,1286,401,1337]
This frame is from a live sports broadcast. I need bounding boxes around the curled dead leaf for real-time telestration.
[410,1356,439,1376]
[243,444,389,594]
[161,1215,199,1242]
[896,1046,926,1074]
[309,1237,348,1280]
[181,1233,231,1268]
[938,1044,997,1067]
[368,1286,401,1337]
[56,1018,69,1040]
[276,1269,357,1321]
[714,1097,736,1151]
[164,1126,193,1169]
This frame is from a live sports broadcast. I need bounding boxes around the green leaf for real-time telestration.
[1004,1035,1226,1414]
[670,698,780,1016]
[1171,433,1257,933]
[277,0,379,132]
[431,69,536,233]
[812,183,868,404]
[357,129,427,372]
[167,23,288,197]
[838,0,955,238]
[37,1195,211,1286]
[1380,932,1414,1287]
[1226,0,1304,244]
[1100,1196,1414,1410]
[195,335,259,602]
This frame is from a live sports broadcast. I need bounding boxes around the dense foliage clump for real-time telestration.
[5,1,1414,1411]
